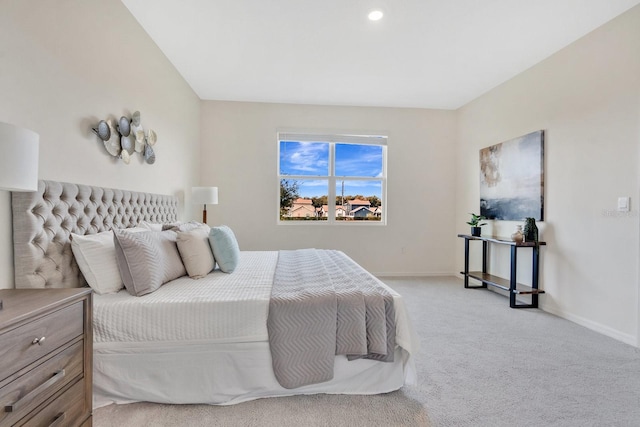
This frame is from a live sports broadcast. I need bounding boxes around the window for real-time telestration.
[278,132,387,224]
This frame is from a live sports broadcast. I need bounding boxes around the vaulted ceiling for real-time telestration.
[122,0,640,109]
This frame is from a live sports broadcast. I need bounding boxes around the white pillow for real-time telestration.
[71,230,122,295]
[71,227,147,295]
[176,226,215,279]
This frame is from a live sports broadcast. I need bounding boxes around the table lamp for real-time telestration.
[0,122,39,310]
[192,186,218,224]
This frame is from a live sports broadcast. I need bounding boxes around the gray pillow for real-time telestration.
[114,229,187,296]
[208,225,240,273]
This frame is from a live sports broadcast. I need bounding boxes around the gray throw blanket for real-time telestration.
[267,249,396,389]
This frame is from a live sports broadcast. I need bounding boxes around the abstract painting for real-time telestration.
[479,130,544,221]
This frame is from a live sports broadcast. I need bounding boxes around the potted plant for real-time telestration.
[467,213,487,237]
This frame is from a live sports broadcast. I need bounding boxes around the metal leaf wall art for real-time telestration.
[91,111,157,164]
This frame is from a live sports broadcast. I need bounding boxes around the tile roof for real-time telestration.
[293,198,313,205]
[347,199,371,206]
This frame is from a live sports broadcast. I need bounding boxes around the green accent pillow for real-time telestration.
[208,225,240,273]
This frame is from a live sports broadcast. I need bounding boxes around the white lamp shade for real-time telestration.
[192,187,218,205]
[0,122,39,191]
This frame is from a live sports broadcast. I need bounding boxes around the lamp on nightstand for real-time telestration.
[192,186,218,224]
[0,121,39,310]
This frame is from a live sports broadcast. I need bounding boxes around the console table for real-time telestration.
[458,234,546,308]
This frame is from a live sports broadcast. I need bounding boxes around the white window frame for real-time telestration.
[277,132,387,225]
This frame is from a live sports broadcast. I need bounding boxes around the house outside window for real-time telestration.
[278,132,387,225]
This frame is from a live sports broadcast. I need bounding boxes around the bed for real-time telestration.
[11,180,417,408]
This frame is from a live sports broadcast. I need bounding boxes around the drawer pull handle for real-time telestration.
[5,369,66,413]
[32,336,46,345]
[48,412,66,427]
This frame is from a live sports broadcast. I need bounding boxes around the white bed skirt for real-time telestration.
[93,341,415,408]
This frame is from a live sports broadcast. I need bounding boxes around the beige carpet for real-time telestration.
[93,276,640,426]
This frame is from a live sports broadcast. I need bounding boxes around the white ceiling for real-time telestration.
[122,0,640,109]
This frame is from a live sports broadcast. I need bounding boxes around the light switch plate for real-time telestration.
[617,197,630,212]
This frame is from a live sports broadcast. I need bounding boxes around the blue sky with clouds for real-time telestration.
[280,141,383,198]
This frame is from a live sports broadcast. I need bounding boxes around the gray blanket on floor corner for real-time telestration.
[267,249,396,389]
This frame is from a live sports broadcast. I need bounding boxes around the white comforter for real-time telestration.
[93,251,416,358]
[93,251,277,344]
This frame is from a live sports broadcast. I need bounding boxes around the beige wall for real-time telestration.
[199,101,457,275]
[456,6,640,344]
[0,0,201,288]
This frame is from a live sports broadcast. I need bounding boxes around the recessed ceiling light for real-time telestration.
[368,10,384,21]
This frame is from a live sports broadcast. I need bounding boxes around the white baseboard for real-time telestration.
[540,304,637,347]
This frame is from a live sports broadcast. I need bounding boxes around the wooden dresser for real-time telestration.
[0,288,92,427]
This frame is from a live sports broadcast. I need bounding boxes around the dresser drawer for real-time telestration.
[0,301,84,382]
[16,378,87,427]
[0,340,84,426]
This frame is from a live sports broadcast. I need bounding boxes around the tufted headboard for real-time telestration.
[11,180,179,289]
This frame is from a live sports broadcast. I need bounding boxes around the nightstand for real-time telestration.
[0,288,92,426]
